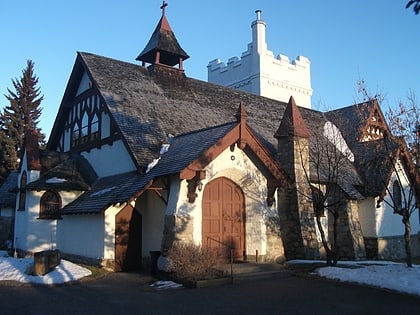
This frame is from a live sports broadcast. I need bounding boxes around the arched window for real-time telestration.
[39,190,61,219]
[392,180,402,212]
[18,171,27,211]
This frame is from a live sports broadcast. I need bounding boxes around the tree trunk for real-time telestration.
[402,214,412,267]
[315,215,336,266]
[331,211,339,266]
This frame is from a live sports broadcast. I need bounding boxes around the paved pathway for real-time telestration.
[1,271,419,314]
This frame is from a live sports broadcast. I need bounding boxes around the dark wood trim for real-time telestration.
[180,122,288,183]
[180,126,239,179]
[71,132,121,153]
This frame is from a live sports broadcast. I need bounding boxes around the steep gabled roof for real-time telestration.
[325,99,388,149]
[48,52,290,170]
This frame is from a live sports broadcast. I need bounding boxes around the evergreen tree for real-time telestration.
[0,60,45,177]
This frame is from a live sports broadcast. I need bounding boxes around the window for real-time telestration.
[39,190,61,219]
[69,95,104,149]
[18,172,27,211]
[91,113,99,140]
[81,111,89,139]
[392,180,402,212]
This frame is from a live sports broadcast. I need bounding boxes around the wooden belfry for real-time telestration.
[136,1,189,70]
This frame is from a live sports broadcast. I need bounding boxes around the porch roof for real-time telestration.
[61,122,238,214]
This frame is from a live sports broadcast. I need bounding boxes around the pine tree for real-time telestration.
[0,60,45,177]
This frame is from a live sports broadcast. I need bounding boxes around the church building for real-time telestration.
[8,4,419,271]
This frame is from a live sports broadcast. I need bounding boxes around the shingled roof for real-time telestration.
[325,101,403,198]
[299,106,364,199]
[26,151,97,191]
[48,49,370,208]
[62,122,238,214]
[49,51,290,170]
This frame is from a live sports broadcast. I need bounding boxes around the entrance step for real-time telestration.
[221,262,294,282]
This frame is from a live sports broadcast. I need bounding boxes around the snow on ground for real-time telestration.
[0,251,91,285]
[289,260,420,296]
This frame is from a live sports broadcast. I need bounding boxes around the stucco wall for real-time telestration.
[136,191,167,256]
[81,140,136,177]
[14,189,84,254]
[15,190,58,253]
[377,164,420,237]
[57,214,105,259]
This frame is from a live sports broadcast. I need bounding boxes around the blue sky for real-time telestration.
[0,1,418,138]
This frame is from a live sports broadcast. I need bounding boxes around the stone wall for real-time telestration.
[335,197,366,260]
[365,234,420,260]
[264,219,285,262]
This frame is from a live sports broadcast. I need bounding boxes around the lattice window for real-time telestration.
[69,94,104,149]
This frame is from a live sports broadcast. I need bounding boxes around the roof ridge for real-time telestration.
[173,121,237,139]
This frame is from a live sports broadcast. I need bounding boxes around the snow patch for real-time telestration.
[91,187,116,197]
[150,280,183,290]
[146,158,161,173]
[0,255,92,285]
[46,177,68,184]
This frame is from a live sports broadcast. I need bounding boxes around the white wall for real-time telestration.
[14,188,84,254]
[81,140,136,177]
[138,192,166,256]
[377,161,419,236]
[14,190,58,253]
[358,160,420,238]
[57,214,105,259]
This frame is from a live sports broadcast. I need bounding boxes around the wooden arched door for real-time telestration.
[202,177,245,261]
[115,205,142,272]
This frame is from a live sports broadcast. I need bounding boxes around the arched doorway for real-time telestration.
[202,177,245,261]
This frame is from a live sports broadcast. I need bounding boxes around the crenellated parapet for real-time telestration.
[207,10,313,108]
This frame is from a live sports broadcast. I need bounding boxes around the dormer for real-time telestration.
[136,1,189,72]
[359,100,388,142]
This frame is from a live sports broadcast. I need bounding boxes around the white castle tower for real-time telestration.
[207,10,313,108]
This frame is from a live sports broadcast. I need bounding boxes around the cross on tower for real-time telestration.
[160,1,168,15]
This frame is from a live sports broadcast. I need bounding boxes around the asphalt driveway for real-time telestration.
[1,271,420,315]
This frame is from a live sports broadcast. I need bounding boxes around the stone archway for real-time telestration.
[202,177,245,261]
